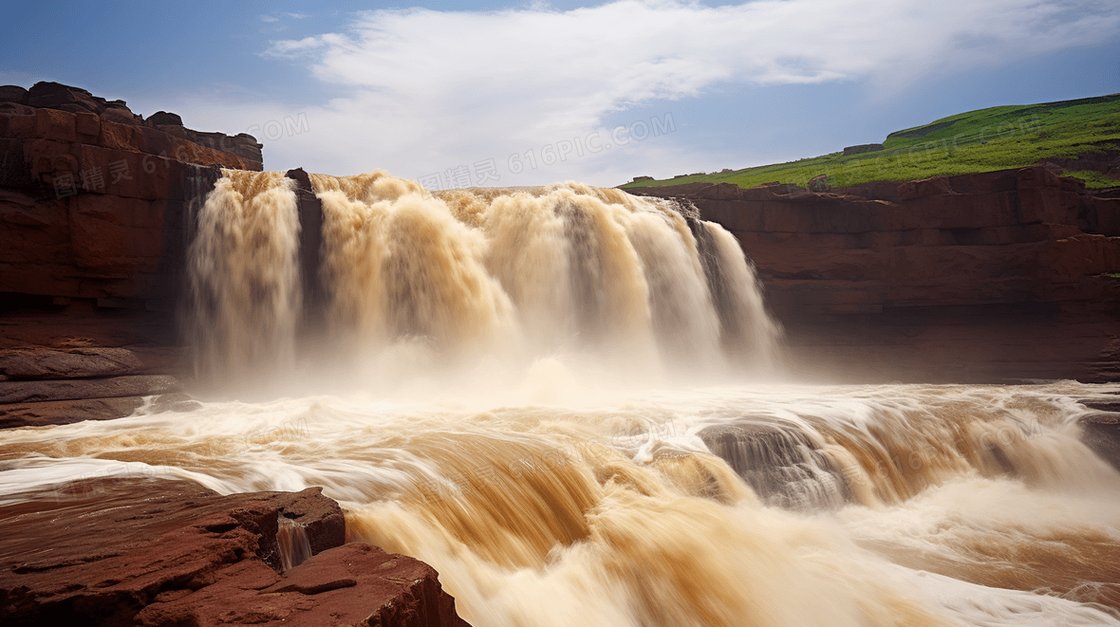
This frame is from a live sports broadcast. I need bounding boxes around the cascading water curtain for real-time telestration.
[187,170,302,388]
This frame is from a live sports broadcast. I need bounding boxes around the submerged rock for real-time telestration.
[1081,410,1120,472]
[699,421,848,510]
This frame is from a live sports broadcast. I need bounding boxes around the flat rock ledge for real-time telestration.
[0,478,471,627]
[0,345,189,429]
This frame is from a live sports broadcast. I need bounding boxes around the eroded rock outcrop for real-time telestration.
[0,478,470,627]
[629,168,1120,382]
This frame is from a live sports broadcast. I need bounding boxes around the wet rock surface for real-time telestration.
[0,478,470,627]
[700,422,848,510]
[0,303,188,429]
[0,395,147,428]
[0,374,180,404]
[1080,410,1120,472]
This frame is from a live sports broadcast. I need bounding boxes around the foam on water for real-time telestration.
[2,383,1120,626]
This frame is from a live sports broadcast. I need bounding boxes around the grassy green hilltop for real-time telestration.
[620,94,1120,190]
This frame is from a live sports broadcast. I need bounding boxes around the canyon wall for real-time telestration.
[629,168,1120,382]
[0,82,261,307]
[0,82,261,427]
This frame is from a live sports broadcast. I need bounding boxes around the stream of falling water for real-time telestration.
[2,170,1120,627]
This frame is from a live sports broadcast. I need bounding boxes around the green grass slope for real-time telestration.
[620,94,1120,190]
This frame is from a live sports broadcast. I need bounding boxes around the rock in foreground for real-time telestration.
[0,478,470,627]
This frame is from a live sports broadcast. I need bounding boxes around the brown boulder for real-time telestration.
[26,82,106,114]
[0,479,469,627]
[148,111,183,126]
[141,542,472,627]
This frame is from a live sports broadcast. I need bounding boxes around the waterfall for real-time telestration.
[186,170,301,386]
[277,514,313,571]
[185,170,783,390]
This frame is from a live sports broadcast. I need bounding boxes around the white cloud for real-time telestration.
[190,0,1120,186]
[267,36,325,55]
[260,12,312,28]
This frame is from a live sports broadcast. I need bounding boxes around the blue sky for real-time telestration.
[3,0,1118,187]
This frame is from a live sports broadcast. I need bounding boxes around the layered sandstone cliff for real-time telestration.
[0,82,259,305]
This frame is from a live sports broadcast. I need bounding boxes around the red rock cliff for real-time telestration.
[0,82,261,306]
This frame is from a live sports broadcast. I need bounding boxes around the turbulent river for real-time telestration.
[2,171,1120,627]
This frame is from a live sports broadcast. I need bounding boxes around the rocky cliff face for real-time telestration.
[0,82,260,306]
[629,167,1120,382]
[0,82,265,429]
